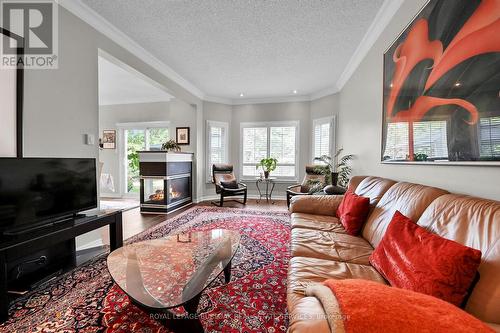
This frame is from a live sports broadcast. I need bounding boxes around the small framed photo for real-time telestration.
[102,130,116,149]
[176,127,190,145]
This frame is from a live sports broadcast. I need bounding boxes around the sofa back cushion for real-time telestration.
[417,194,500,324]
[362,182,448,247]
[353,176,397,207]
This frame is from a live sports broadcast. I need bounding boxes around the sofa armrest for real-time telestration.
[289,195,343,216]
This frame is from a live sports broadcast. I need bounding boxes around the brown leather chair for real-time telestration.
[212,164,247,206]
[286,165,327,207]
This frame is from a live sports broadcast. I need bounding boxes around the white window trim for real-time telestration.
[311,116,336,162]
[116,121,170,198]
[206,120,229,183]
[240,120,300,182]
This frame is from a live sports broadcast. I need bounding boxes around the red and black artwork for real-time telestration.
[382,0,500,163]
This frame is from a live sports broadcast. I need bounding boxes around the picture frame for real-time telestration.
[176,127,190,145]
[102,130,116,149]
[381,0,500,166]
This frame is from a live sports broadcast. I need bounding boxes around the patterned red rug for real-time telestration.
[0,206,291,333]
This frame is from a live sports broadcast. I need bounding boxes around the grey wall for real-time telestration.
[337,0,500,201]
[311,93,340,119]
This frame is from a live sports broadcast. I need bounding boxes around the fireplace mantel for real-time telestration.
[138,151,194,163]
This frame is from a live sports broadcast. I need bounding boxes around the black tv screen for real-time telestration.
[0,158,97,232]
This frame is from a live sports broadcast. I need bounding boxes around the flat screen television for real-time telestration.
[0,158,97,234]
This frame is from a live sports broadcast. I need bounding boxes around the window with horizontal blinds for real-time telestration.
[241,122,298,179]
[312,118,332,162]
[413,120,448,159]
[383,121,449,160]
[207,121,229,181]
[384,122,409,160]
[479,116,500,158]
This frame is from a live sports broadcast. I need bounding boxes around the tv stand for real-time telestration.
[0,210,123,321]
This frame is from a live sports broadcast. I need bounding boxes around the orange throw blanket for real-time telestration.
[322,279,494,333]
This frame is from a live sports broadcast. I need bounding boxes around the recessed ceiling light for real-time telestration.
[239,93,244,97]
[390,83,393,88]
[293,90,298,94]
[455,82,461,87]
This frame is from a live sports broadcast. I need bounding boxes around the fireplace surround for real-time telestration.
[138,152,193,214]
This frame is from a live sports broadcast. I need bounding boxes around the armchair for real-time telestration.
[212,164,247,207]
[286,165,326,207]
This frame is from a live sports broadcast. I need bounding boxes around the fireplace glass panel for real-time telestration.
[167,177,190,206]
[143,178,166,205]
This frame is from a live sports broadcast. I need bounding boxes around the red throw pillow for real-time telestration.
[369,211,482,307]
[336,190,370,235]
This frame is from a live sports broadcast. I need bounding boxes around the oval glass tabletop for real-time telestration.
[107,229,240,310]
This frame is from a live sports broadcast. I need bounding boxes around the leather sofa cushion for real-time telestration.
[291,228,374,265]
[362,182,448,247]
[290,213,347,233]
[418,194,500,324]
[289,195,343,216]
[287,256,387,309]
[354,176,397,207]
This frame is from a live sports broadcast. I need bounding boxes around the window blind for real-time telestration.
[413,120,448,159]
[207,121,228,180]
[241,123,298,179]
[479,116,500,158]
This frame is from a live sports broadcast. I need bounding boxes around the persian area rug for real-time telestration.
[0,206,291,333]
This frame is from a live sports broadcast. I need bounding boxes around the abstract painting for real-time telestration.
[382,0,500,164]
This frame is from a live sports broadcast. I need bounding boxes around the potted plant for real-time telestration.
[313,148,354,188]
[256,157,278,178]
[161,139,181,152]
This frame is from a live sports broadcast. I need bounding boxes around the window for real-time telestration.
[383,120,448,161]
[206,120,229,181]
[413,120,448,159]
[312,117,334,161]
[241,121,298,179]
[118,121,169,195]
[479,117,500,158]
[384,122,409,160]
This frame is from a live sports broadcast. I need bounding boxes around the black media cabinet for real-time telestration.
[0,210,123,321]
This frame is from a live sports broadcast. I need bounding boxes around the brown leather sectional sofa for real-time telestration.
[287,176,500,332]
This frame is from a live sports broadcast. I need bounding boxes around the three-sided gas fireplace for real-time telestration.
[138,151,193,214]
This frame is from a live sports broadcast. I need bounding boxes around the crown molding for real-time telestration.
[309,85,340,101]
[203,95,233,105]
[336,0,404,91]
[57,0,205,100]
[231,95,312,106]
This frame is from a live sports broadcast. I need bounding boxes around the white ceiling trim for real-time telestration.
[57,0,205,100]
[58,0,400,105]
[335,0,404,91]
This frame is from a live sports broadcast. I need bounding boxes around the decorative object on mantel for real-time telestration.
[161,139,181,152]
[176,127,190,145]
[256,157,278,179]
[100,130,116,149]
[314,148,354,188]
[382,0,500,165]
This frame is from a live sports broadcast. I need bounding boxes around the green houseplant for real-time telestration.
[256,157,278,178]
[161,139,181,152]
[313,148,354,188]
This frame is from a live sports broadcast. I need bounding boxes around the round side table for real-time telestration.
[256,177,276,204]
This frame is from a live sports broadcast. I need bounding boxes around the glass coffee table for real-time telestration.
[107,229,240,332]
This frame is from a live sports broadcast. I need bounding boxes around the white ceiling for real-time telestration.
[83,0,385,101]
[98,55,173,106]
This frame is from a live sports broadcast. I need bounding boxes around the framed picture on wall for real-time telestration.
[176,127,190,145]
[102,130,116,149]
[382,0,500,165]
